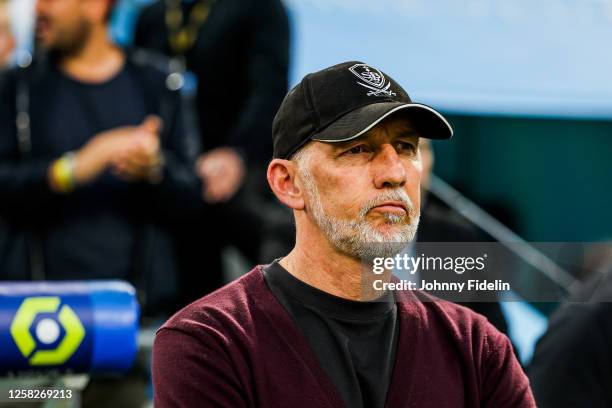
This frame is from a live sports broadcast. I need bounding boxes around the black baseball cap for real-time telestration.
[272,61,453,159]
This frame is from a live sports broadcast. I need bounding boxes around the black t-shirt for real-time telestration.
[263,260,399,408]
[41,64,147,279]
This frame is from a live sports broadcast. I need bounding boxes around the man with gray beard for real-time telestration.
[297,152,419,262]
[153,62,535,407]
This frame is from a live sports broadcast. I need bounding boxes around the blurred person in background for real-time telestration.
[529,245,612,407]
[0,0,202,319]
[133,0,290,304]
[0,0,15,68]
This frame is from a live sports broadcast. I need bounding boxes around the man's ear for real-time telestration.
[267,159,306,210]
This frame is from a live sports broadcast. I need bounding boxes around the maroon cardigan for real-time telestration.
[153,266,535,407]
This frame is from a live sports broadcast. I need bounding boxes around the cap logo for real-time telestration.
[349,63,396,97]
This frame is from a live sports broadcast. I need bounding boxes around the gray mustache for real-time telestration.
[360,190,415,218]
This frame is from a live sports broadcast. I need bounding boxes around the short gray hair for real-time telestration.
[290,142,314,171]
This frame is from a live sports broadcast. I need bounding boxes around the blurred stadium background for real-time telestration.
[9,0,611,245]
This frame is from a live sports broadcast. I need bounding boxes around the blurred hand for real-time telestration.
[70,126,138,186]
[112,116,163,182]
[197,147,246,203]
[51,116,163,190]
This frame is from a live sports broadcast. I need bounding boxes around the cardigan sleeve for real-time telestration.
[152,327,249,407]
[480,325,536,407]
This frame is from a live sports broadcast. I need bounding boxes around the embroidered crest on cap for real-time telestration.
[349,63,396,97]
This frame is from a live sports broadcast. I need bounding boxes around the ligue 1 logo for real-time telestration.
[9,296,85,366]
[349,63,396,97]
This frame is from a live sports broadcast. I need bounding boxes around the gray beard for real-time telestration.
[300,168,420,261]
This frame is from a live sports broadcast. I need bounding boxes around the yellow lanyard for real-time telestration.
[165,0,215,55]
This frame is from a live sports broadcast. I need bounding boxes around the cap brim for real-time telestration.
[311,102,453,143]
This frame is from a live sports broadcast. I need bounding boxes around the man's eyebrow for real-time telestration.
[396,129,419,138]
[327,129,419,150]
[329,139,364,150]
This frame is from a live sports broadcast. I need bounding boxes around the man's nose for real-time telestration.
[372,144,407,189]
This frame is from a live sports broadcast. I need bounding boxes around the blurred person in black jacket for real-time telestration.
[529,247,612,408]
[133,0,290,303]
[134,0,289,167]
[0,0,202,316]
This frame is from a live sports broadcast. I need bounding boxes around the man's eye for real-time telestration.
[347,145,368,154]
[396,142,416,153]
